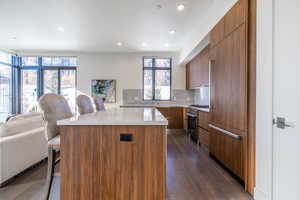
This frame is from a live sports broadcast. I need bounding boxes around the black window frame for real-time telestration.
[0,55,16,119]
[142,57,172,101]
[19,56,77,113]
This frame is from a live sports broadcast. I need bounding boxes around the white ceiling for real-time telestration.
[0,0,217,53]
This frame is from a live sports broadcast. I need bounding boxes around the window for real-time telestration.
[20,56,77,113]
[43,70,59,94]
[0,51,13,122]
[143,57,172,101]
[42,56,77,66]
[21,70,38,112]
[60,70,76,112]
[0,64,12,122]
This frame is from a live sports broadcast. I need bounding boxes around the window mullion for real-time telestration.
[58,69,61,95]
[152,58,155,101]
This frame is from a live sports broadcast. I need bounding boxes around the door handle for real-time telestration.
[273,117,295,129]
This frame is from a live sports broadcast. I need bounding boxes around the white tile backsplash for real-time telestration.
[122,89,195,105]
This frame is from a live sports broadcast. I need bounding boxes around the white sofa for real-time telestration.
[0,112,48,186]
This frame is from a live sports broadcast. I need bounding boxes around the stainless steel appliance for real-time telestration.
[186,107,198,141]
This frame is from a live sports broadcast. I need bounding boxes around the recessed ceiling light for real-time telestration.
[177,4,185,11]
[57,26,65,32]
[169,30,176,35]
[142,42,147,47]
[165,43,169,47]
[117,42,123,46]
[156,4,162,9]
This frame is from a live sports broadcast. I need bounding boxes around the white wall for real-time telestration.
[255,0,274,200]
[179,0,238,63]
[77,52,185,104]
[17,51,185,104]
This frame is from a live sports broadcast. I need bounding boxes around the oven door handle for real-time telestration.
[186,113,197,118]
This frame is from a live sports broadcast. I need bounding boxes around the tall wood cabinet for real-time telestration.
[209,0,248,181]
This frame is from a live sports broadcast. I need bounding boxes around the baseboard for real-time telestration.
[254,187,270,200]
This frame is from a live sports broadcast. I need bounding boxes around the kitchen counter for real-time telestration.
[58,107,167,200]
[120,104,189,108]
[58,107,168,126]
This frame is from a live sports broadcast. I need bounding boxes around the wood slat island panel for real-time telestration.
[60,125,167,200]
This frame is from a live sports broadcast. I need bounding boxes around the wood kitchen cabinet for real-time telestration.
[157,107,183,129]
[186,45,210,89]
[183,108,188,132]
[209,128,243,180]
[208,0,248,182]
[210,18,225,48]
[197,111,210,150]
[224,0,247,36]
[210,24,247,133]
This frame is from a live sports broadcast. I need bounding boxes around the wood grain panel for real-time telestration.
[186,45,210,89]
[210,24,247,134]
[198,127,210,149]
[210,18,225,48]
[197,111,210,130]
[247,0,256,194]
[157,107,183,129]
[60,125,167,200]
[209,128,243,180]
[224,0,247,36]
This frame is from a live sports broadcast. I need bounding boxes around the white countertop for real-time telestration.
[121,104,210,112]
[188,106,210,113]
[57,107,168,126]
[120,104,189,108]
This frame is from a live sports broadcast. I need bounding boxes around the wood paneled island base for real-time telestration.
[60,125,167,200]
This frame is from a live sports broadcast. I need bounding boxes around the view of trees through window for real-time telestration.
[21,56,77,113]
[21,70,38,113]
[0,53,78,122]
[143,57,171,101]
[0,63,12,122]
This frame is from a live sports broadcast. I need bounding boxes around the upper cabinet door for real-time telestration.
[185,45,210,89]
[210,24,247,133]
[210,18,225,48]
[199,46,210,86]
[227,24,247,132]
[224,0,247,36]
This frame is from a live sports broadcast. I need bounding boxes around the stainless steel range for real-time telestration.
[186,105,210,141]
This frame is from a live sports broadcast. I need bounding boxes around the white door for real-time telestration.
[273,0,300,200]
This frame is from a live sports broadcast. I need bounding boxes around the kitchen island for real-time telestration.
[58,107,168,200]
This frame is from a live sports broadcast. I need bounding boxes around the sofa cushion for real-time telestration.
[8,112,42,121]
[0,115,45,137]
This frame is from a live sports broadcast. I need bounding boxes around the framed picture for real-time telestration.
[91,80,116,103]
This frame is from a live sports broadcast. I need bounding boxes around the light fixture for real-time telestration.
[177,4,185,11]
[117,42,123,46]
[169,30,176,35]
[165,43,169,47]
[57,26,65,32]
[142,42,147,47]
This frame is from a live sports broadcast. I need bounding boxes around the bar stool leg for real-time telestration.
[45,147,56,200]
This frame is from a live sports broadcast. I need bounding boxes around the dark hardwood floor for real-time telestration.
[0,131,251,200]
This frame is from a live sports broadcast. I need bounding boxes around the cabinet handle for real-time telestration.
[208,124,241,140]
[209,60,214,110]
